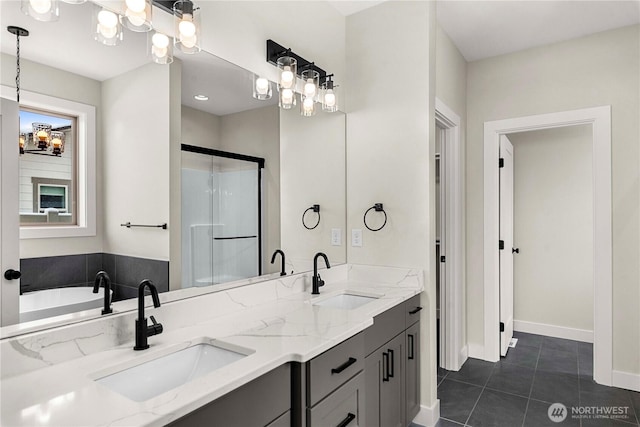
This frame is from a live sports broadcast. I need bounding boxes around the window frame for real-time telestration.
[1,86,97,239]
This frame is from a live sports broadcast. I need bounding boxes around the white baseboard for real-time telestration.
[612,370,640,392]
[514,320,593,343]
[413,400,440,427]
[467,342,484,360]
[459,345,468,368]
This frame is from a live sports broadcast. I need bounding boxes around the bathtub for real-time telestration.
[20,287,113,323]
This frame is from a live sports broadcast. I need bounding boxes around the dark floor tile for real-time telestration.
[446,358,495,386]
[580,379,638,424]
[438,366,449,377]
[578,341,594,355]
[486,363,536,397]
[524,399,580,427]
[630,390,640,420]
[435,418,464,427]
[538,347,578,375]
[530,371,580,408]
[579,351,594,377]
[438,379,483,424]
[581,417,640,426]
[542,336,579,354]
[467,389,528,427]
[513,331,544,349]
[501,343,540,369]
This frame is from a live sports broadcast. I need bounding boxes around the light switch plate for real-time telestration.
[331,228,341,246]
[351,229,363,247]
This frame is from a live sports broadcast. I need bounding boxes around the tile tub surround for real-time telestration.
[0,264,423,427]
[20,253,170,298]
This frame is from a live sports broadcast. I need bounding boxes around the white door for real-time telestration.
[437,125,447,367]
[499,134,514,356]
[1,96,21,326]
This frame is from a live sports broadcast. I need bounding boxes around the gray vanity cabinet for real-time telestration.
[168,363,291,427]
[364,294,422,427]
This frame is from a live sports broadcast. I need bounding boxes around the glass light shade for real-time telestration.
[279,88,296,109]
[173,0,201,54]
[322,87,338,113]
[21,0,59,22]
[300,96,316,117]
[149,32,173,64]
[32,123,52,150]
[122,0,152,32]
[93,8,124,46]
[50,131,65,155]
[19,134,26,154]
[276,56,297,90]
[301,69,319,101]
[252,75,272,100]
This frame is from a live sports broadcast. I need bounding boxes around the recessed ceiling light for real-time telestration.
[194,95,209,101]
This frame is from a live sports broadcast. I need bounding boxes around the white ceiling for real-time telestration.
[437,0,640,62]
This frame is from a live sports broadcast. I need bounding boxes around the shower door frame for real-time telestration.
[181,144,265,276]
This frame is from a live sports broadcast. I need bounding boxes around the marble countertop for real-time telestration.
[1,264,423,427]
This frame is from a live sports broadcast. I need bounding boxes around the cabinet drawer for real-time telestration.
[267,410,291,427]
[308,332,364,407]
[404,294,423,327]
[308,372,365,427]
[364,301,405,356]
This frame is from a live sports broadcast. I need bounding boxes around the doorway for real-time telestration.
[483,106,612,386]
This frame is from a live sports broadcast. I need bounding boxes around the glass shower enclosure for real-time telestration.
[181,145,264,288]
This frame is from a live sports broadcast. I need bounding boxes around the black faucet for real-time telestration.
[92,271,112,315]
[134,279,163,351]
[271,249,286,276]
[312,252,331,295]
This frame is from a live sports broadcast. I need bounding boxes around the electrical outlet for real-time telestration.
[351,229,363,247]
[331,228,341,246]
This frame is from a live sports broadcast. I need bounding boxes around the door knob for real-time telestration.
[4,269,21,280]
[512,248,520,254]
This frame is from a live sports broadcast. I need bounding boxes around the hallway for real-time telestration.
[435,332,640,426]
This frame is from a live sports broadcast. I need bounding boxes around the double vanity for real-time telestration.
[0,264,423,426]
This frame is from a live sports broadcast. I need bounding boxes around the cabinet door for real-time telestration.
[380,333,405,427]
[364,353,381,427]
[405,322,420,424]
[308,372,365,427]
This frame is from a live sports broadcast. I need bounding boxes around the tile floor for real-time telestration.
[434,332,640,427]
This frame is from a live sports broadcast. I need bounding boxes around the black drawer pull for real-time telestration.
[388,349,395,378]
[408,334,415,360]
[331,357,357,374]
[382,352,389,382]
[409,306,423,315]
[337,412,356,427]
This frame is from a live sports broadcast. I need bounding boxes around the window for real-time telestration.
[14,88,96,239]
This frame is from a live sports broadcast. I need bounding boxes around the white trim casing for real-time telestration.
[435,98,465,371]
[514,320,593,343]
[483,106,612,386]
[413,400,440,427]
[612,371,640,393]
[0,85,97,239]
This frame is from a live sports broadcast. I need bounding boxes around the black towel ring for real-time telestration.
[364,203,387,232]
[302,204,321,230]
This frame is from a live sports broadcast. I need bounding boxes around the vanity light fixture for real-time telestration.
[173,0,201,54]
[265,39,338,116]
[194,94,209,101]
[19,134,27,155]
[21,0,59,22]
[122,0,152,32]
[50,131,65,155]
[33,123,52,150]
[149,31,173,64]
[252,75,272,100]
[93,7,124,46]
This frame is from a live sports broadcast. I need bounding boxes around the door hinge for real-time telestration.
[500,322,505,332]
[499,158,504,168]
[440,256,446,263]
[499,240,505,250]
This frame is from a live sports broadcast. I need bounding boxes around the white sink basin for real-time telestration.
[313,293,378,310]
[96,342,250,401]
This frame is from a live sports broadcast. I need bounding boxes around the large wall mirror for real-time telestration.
[0,0,346,334]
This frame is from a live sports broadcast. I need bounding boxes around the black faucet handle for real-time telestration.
[147,315,163,337]
[318,274,325,288]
